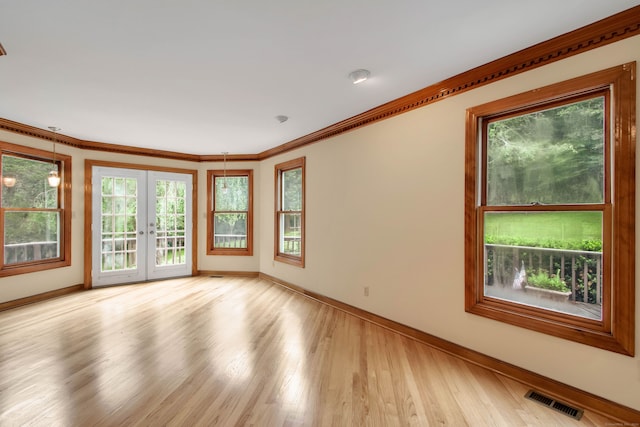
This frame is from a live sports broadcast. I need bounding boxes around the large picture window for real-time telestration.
[275,157,305,267]
[0,141,72,276]
[465,63,635,355]
[207,169,253,255]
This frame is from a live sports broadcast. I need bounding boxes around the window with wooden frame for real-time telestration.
[465,63,635,355]
[0,141,72,276]
[275,157,305,267]
[207,169,253,255]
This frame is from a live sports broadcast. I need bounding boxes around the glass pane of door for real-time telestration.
[100,176,139,272]
[92,167,147,287]
[92,168,192,286]
[146,171,192,280]
[154,178,187,266]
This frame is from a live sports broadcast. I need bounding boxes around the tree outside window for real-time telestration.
[0,141,71,276]
[207,169,253,256]
[465,63,635,355]
[484,95,605,319]
[275,157,305,267]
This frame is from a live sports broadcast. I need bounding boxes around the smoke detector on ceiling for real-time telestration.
[348,69,370,84]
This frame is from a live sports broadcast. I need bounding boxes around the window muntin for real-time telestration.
[465,63,635,356]
[275,157,305,267]
[0,142,71,275]
[155,179,187,266]
[100,176,139,271]
[482,94,608,321]
[207,169,253,256]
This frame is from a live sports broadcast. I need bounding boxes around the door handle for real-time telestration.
[139,231,144,235]
[149,230,155,235]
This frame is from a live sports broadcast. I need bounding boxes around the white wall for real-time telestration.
[258,35,640,411]
[0,33,637,412]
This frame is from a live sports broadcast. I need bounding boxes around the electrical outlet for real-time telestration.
[364,286,369,297]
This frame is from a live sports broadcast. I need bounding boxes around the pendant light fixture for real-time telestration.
[222,152,229,194]
[47,126,61,187]
[2,174,16,188]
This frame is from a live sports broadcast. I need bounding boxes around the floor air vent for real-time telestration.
[209,275,224,278]
[525,390,583,420]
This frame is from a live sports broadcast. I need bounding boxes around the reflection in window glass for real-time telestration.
[484,211,603,320]
[4,211,60,264]
[213,175,250,249]
[100,177,138,272]
[275,158,305,267]
[487,97,604,206]
[2,155,62,265]
[154,179,187,266]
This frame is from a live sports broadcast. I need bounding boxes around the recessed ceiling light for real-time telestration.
[348,69,370,84]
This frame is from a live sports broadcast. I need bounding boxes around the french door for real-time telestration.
[91,167,192,287]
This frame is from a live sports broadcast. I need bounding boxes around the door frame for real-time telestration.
[84,160,198,289]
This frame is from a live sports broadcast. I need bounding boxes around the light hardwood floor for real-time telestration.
[0,276,615,426]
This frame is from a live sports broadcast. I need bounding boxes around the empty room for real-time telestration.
[1,1,639,425]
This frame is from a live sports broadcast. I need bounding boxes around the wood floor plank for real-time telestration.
[0,276,617,426]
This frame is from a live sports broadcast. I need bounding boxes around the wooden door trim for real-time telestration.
[84,160,198,288]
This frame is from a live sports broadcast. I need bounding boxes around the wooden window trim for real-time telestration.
[0,141,72,277]
[206,169,253,256]
[464,63,635,356]
[274,157,305,268]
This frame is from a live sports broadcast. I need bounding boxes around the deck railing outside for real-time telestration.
[485,243,602,305]
[282,236,301,255]
[214,234,247,248]
[4,241,59,264]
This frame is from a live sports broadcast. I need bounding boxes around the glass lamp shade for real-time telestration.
[2,175,16,187]
[48,170,61,187]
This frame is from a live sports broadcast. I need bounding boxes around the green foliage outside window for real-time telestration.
[214,175,249,248]
[484,96,606,311]
[487,97,604,206]
[282,168,302,212]
[527,269,570,292]
[274,157,304,265]
[2,155,59,246]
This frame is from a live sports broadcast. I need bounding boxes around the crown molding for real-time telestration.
[0,118,202,162]
[1,6,638,162]
[0,117,259,162]
[257,5,640,160]
[198,153,260,162]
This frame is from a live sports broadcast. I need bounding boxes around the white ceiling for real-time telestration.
[1,1,638,155]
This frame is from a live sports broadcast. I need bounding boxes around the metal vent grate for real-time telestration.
[209,275,224,278]
[525,390,583,420]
